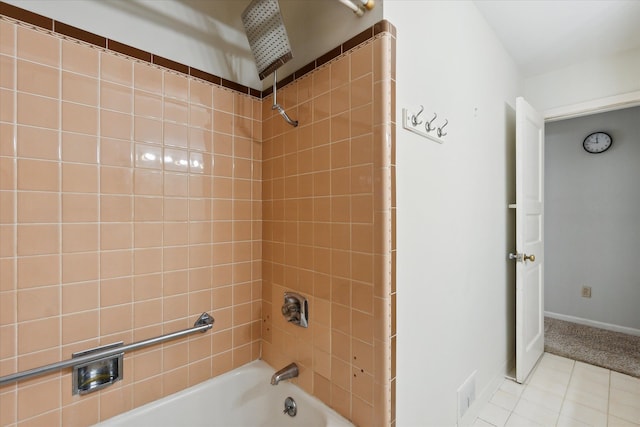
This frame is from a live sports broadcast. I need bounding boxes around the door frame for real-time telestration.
[541,90,640,303]
[543,90,640,122]
[514,89,640,374]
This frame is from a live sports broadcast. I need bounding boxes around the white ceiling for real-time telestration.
[473,0,640,78]
[12,0,640,85]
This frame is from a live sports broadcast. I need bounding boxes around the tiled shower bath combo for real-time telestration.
[0,2,396,426]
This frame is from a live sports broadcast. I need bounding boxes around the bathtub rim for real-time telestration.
[94,359,354,426]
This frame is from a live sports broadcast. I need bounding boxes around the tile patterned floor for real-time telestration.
[473,353,640,427]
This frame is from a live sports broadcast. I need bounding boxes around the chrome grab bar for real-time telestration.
[0,312,214,386]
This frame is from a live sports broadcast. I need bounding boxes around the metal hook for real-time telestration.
[425,113,437,132]
[437,119,448,138]
[411,105,424,126]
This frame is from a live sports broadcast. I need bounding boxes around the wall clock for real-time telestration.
[583,132,612,154]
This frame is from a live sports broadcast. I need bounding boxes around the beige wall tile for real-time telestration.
[63,194,98,222]
[62,252,99,284]
[101,81,133,113]
[0,88,13,122]
[134,116,162,144]
[17,158,59,192]
[62,40,99,77]
[164,72,188,100]
[0,123,14,156]
[17,92,59,129]
[17,316,59,354]
[101,138,133,168]
[62,101,98,135]
[134,62,162,93]
[62,132,98,164]
[213,86,233,113]
[100,195,132,222]
[100,250,132,279]
[62,395,100,427]
[17,59,59,98]
[101,110,132,140]
[17,377,60,421]
[261,35,394,426]
[62,309,99,344]
[62,281,99,314]
[101,52,132,86]
[17,224,59,256]
[17,286,59,322]
[134,90,162,119]
[0,16,394,427]
[100,304,132,336]
[17,26,59,67]
[17,255,59,289]
[17,191,59,223]
[101,223,133,250]
[17,125,59,161]
[190,79,212,108]
[62,163,98,193]
[100,277,132,307]
[0,20,15,55]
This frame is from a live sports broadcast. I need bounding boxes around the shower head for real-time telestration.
[241,0,293,80]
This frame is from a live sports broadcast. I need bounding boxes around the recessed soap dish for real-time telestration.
[72,342,124,395]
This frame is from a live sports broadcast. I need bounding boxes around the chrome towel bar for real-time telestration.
[0,312,214,386]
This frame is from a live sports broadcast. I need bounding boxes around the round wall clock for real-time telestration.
[583,132,612,154]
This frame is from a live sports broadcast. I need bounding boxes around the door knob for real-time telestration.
[508,252,535,262]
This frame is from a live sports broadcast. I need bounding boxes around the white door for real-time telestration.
[514,97,545,383]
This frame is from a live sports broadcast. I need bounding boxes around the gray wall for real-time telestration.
[545,106,640,330]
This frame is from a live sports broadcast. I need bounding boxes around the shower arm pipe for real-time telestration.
[272,70,298,127]
[336,0,374,17]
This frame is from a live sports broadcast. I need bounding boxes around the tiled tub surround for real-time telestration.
[260,35,396,427]
[0,19,263,426]
[0,9,396,427]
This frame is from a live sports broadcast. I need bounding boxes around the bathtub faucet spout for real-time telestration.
[270,363,298,385]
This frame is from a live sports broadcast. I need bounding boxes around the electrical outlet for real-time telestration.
[581,286,592,298]
[457,371,476,420]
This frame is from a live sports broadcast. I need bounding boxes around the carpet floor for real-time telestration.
[544,317,640,378]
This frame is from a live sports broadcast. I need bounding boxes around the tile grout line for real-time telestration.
[605,369,611,427]
[556,358,576,426]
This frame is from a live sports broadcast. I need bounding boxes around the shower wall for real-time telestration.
[0,17,263,426]
[260,32,396,427]
[0,5,396,427]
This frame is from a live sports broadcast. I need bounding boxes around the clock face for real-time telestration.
[583,132,612,154]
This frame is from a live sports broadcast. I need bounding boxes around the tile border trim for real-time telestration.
[0,1,395,98]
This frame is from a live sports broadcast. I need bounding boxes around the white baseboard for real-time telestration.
[545,311,640,337]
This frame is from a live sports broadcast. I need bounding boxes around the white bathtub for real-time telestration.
[96,360,353,427]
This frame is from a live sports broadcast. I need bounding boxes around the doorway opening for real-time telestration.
[543,105,640,378]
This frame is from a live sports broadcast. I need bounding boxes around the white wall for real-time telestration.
[545,106,640,331]
[385,2,522,425]
[6,0,382,91]
[524,47,640,113]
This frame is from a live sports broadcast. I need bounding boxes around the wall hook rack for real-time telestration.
[425,112,437,132]
[411,105,424,126]
[402,107,448,144]
[437,119,448,137]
